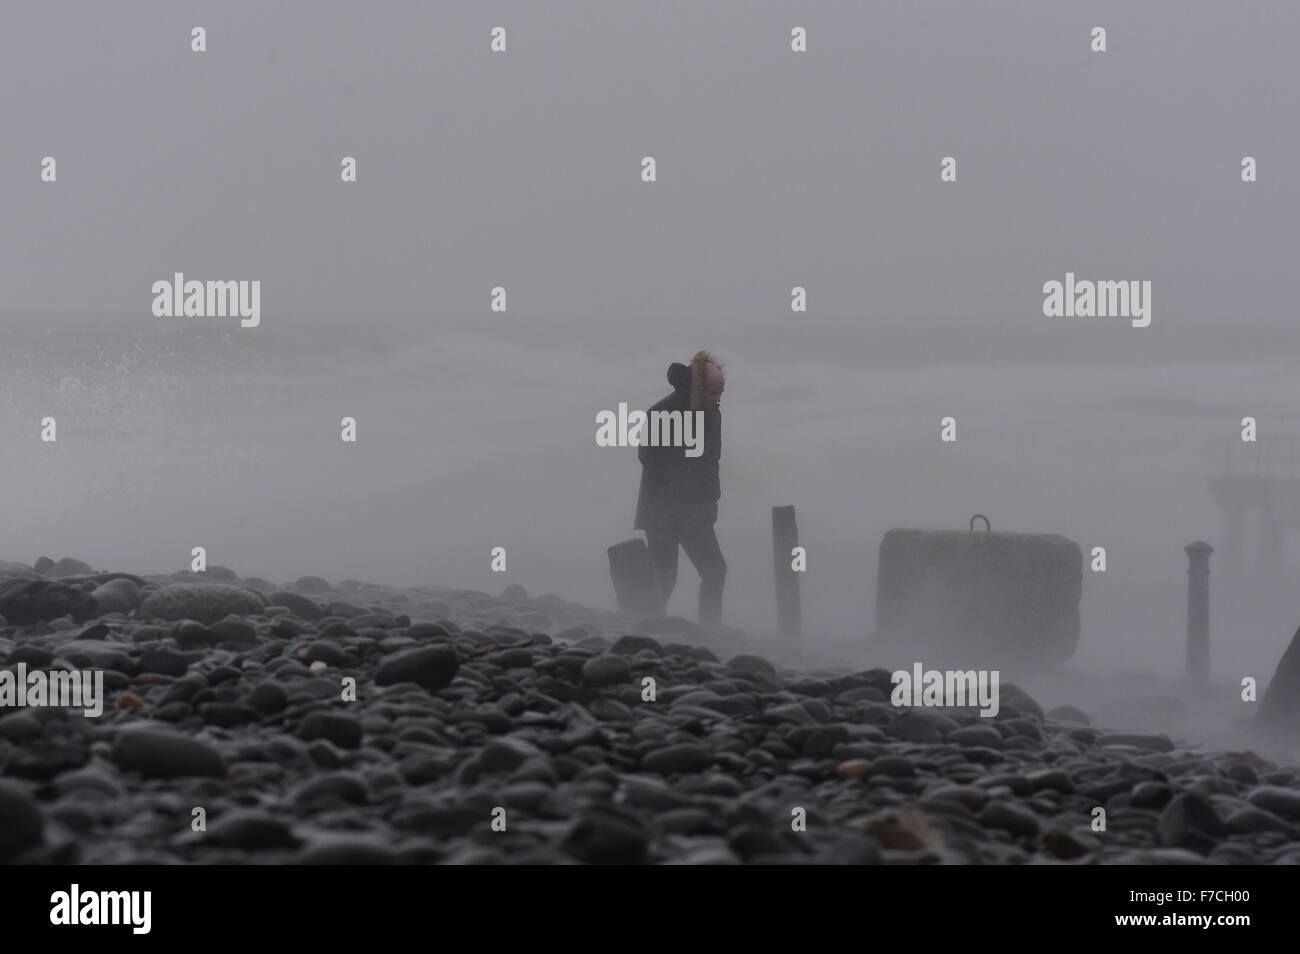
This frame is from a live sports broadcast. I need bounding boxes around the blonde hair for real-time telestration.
[689,350,723,410]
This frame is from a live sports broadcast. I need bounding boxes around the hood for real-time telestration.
[666,362,691,395]
[666,352,721,410]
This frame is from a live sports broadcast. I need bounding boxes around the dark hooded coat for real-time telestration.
[633,357,722,531]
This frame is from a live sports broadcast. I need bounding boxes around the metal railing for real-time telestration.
[1222,435,1300,480]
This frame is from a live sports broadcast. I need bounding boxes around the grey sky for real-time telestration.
[3,1,1299,680]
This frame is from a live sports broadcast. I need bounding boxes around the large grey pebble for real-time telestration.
[375,646,460,691]
[139,646,191,677]
[1157,793,1227,854]
[298,711,363,749]
[139,583,264,624]
[582,654,630,687]
[1247,786,1300,820]
[560,805,648,863]
[247,681,289,714]
[978,801,1040,839]
[478,738,544,774]
[209,616,258,647]
[1225,807,1296,837]
[90,578,141,615]
[267,591,325,621]
[111,728,226,779]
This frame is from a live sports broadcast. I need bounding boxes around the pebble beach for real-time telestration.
[2,558,1299,865]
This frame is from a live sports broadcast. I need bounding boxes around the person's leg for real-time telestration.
[643,528,680,614]
[680,524,726,629]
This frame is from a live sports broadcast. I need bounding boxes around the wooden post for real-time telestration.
[772,506,802,642]
[1185,541,1213,679]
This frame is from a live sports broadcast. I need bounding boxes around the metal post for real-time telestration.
[1185,541,1213,679]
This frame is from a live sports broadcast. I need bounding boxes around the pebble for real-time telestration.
[173,621,215,649]
[620,776,693,812]
[209,617,258,647]
[1246,786,1300,820]
[6,645,54,667]
[560,805,648,863]
[666,847,741,865]
[924,784,988,811]
[297,838,396,865]
[887,712,943,744]
[207,811,301,851]
[110,727,226,779]
[1156,793,1227,854]
[948,725,1003,749]
[298,711,363,749]
[488,648,536,669]
[726,654,776,677]
[89,578,141,615]
[302,640,351,667]
[291,772,370,807]
[978,801,1041,839]
[0,781,44,861]
[246,681,289,714]
[500,781,553,810]
[1222,761,1258,785]
[642,743,714,774]
[0,713,44,742]
[0,580,99,625]
[200,703,258,727]
[873,756,917,778]
[139,584,264,624]
[267,591,325,621]
[1225,807,1296,837]
[655,808,714,835]
[1128,780,1173,809]
[859,806,942,851]
[1046,704,1091,724]
[765,702,817,726]
[1041,826,1094,859]
[611,634,664,657]
[837,759,873,781]
[1027,769,1072,794]
[581,654,630,687]
[1101,733,1175,753]
[375,646,460,690]
[478,738,543,774]
[139,646,191,677]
